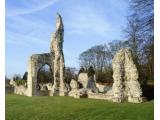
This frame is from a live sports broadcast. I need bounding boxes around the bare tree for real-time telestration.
[124,0,154,84]
[13,74,21,80]
[79,43,126,83]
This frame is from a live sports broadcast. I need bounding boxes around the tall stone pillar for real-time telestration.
[27,56,38,96]
[27,57,33,96]
[50,13,67,96]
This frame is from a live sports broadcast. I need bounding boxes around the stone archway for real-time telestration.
[37,64,54,84]
[27,53,53,96]
[27,13,67,96]
[37,64,54,92]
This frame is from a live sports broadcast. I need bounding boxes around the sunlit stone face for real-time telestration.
[27,13,66,96]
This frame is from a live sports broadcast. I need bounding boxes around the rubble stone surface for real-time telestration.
[112,48,143,103]
[27,13,67,96]
[9,79,27,95]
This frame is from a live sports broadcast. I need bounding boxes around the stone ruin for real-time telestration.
[10,13,144,103]
[26,13,67,96]
[112,48,143,103]
[8,13,67,96]
[68,73,98,98]
[67,49,143,103]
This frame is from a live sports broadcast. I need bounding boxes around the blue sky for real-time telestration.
[6,0,129,78]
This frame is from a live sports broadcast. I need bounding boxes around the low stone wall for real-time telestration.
[14,85,27,96]
[128,97,144,103]
[96,83,112,93]
[9,79,27,95]
[88,92,113,101]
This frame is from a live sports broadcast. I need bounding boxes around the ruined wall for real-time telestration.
[112,48,143,103]
[78,73,89,88]
[68,79,78,97]
[26,13,66,96]
[9,79,27,95]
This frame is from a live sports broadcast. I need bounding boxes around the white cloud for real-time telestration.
[6,16,53,46]
[6,30,48,47]
[6,0,59,17]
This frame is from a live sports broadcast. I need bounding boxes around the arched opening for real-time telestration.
[37,64,54,93]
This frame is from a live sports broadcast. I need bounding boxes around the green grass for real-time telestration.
[6,94,154,120]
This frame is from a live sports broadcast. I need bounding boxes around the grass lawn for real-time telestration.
[6,94,154,120]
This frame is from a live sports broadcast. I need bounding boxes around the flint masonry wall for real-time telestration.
[27,14,66,96]
[112,48,143,103]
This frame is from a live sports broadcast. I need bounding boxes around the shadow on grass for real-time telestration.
[142,85,154,101]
